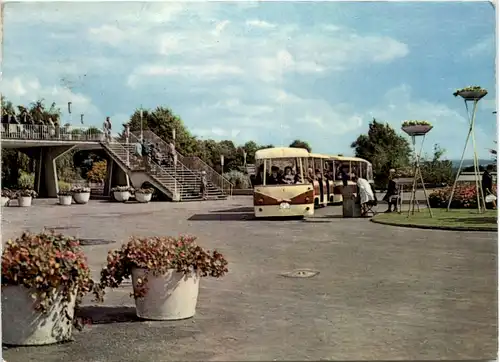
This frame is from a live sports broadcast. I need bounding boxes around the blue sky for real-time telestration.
[2,1,496,159]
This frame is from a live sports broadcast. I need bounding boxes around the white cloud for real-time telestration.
[1,76,102,125]
[464,35,495,57]
[246,19,276,28]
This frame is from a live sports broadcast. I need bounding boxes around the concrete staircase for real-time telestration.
[102,136,230,202]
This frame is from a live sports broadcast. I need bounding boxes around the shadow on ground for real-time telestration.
[75,306,139,325]
[188,213,256,221]
[211,206,254,213]
[454,217,498,225]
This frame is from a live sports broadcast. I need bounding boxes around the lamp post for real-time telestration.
[140,109,143,142]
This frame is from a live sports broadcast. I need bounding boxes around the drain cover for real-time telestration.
[78,238,115,246]
[280,269,319,278]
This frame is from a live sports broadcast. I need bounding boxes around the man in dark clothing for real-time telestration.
[482,165,496,209]
[340,166,349,186]
[383,169,398,212]
[141,140,150,172]
[267,166,280,185]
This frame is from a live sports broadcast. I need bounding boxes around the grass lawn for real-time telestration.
[372,208,498,231]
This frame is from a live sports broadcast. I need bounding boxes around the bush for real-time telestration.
[18,171,34,189]
[58,180,71,191]
[86,160,107,183]
[223,170,251,189]
[428,184,496,209]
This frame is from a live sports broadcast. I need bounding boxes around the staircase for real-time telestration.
[135,131,233,197]
[101,133,232,201]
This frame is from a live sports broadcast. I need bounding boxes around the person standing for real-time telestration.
[142,140,150,172]
[102,118,109,142]
[168,140,177,167]
[482,164,497,209]
[383,169,398,212]
[105,117,112,142]
[200,170,208,200]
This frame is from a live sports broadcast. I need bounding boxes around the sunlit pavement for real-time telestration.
[2,197,497,361]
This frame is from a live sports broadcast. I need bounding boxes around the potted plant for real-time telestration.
[17,189,37,207]
[401,120,433,136]
[71,186,91,204]
[2,188,14,206]
[453,86,488,101]
[57,189,73,206]
[1,231,95,345]
[95,235,228,321]
[111,186,132,202]
[134,187,154,203]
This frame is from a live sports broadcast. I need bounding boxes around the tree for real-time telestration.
[289,139,312,152]
[420,144,453,185]
[127,107,198,156]
[86,160,108,183]
[351,118,412,186]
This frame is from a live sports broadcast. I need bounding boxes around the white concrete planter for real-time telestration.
[58,195,72,206]
[73,192,90,204]
[2,285,77,346]
[1,196,10,206]
[18,196,32,207]
[114,191,130,202]
[135,192,152,203]
[131,268,200,320]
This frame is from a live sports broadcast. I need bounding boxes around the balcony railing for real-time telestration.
[1,124,104,142]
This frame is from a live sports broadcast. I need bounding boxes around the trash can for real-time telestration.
[342,186,361,218]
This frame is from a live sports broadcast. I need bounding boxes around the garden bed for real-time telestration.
[371,209,497,231]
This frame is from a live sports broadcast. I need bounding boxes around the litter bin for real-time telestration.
[342,187,361,218]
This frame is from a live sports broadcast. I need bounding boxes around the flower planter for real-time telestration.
[58,195,72,206]
[114,191,130,202]
[457,90,487,101]
[73,192,90,204]
[135,192,152,203]
[131,268,200,320]
[18,196,32,207]
[2,285,77,346]
[1,196,10,207]
[402,125,433,136]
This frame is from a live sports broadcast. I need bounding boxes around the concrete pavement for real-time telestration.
[2,198,497,361]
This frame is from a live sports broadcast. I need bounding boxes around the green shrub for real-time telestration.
[18,171,34,189]
[58,180,72,192]
[223,170,251,189]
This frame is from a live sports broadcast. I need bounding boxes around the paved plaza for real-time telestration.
[1,197,497,361]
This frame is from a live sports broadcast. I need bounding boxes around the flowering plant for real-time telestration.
[1,231,95,328]
[428,184,496,208]
[111,186,133,192]
[2,188,16,198]
[57,190,73,196]
[134,187,154,194]
[71,186,91,193]
[95,235,229,300]
[453,86,487,97]
[17,189,38,198]
[402,120,431,127]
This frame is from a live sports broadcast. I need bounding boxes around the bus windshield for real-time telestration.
[254,157,306,186]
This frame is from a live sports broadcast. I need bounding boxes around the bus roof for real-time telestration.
[255,147,310,160]
[309,153,329,159]
[330,155,370,163]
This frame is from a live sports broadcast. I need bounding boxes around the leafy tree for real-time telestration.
[351,118,412,185]
[289,139,312,152]
[420,144,453,185]
[127,107,198,156]
[29,99,61,124]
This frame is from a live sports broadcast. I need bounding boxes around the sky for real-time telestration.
[1,1,497,159]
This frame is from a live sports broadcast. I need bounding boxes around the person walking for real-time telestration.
[105,117,112,142]
[141,139,151,172]
[168,140,177,167]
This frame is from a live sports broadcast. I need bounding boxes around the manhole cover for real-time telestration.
[280,269,319,278]
[78,238,116,246]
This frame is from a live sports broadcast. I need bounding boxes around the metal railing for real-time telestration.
[137,130,233,196]
[1,124,104,142]
[106,137,185,199]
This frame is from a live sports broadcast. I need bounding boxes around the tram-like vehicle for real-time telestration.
[329,155,374,204]
[253,147,314,218]
[309,153,331,208]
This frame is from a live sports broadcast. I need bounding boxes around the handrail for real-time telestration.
[137,130,234,196]
[105,138,184,199]
[128,132,200,187]
[1,124,104,142]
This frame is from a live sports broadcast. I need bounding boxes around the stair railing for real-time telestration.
[104,138,185,199]
[138,130,233,196]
